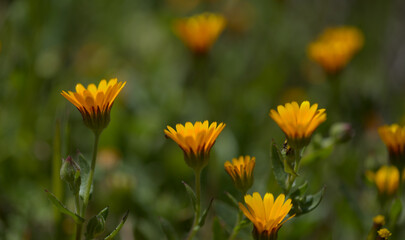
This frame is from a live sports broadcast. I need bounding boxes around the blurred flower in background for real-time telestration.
[173,13,226,54]
[308,26,364,74]
[378,124,405,170]
[366,165,399,196]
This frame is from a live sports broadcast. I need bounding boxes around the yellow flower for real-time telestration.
[368,166,399,196]
[377,228,391,239]
[308,26,363,73]
[164,121,225,170]
[373,215,385,227]
[174,12,226,54]
[61,79,126,133]
[378,124,405,169]
[224,156,255,193]
[269,101,326,149]
[239,192,294,240]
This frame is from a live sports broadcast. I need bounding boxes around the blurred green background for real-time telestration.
[1,0,405,239]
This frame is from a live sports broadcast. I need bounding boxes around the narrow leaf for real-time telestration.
[45,190,84,224]
[198,198,214,227]
[271,142,288,190]
[389,198,402,229]
[224,192,239,209]
[160,217,178,240]
[212,217,227,240]
[99,206,109,220]
[104,210,129,240]
[182,181,197,211]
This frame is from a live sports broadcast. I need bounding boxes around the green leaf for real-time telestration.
[99,206,109,221]
[289,181,308,199]
[182,181,197,211]
[212,217,227,240]
[160,217,178,240]
[303,187,325,213]
[224,192,239,209]
[271,142,288,190]
[198,198,214,227]
[78,153,93,200]
[104,210,129,240]
[389,198,402,229]
[45,190,84,224]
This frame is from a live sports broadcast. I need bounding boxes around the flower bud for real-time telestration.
[85,215,105,239]
[60,156,81,194]
[330,122,355,144]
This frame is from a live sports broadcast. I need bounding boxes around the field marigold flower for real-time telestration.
[368,166,400,196]
[269,101,326,149]
[224,155,255,193]
[164,121,225,170]
[174,12,226,54]
[239,192,293,240]
[308,26,363,73]
[61,79,126,133]
[378,124,405,169]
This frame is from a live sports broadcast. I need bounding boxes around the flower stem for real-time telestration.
[74,193,82,240]
[229,209,243,240]
[186,169,201,240]
[76,132,101,239]
[286,147,302,194]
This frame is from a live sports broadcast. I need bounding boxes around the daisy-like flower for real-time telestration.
[174,12,226,54]
[239,192,294,240]
[367,166,399,196]
[164,121,225,170]
[61,79,126,134]
[224,155,255,193]
[378,124,405,169]
[308,26,363,74]
[269,101,326,149]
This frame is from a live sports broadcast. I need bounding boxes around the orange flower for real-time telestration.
[367,166,400,196]
[269,101,326,149]
[224,156,255,193]
[378,124,405,169]
[61,79,126,133]
[174,13,226,54]
[239,192,294,240]
[308,26,363,73]
[164,121,225,170]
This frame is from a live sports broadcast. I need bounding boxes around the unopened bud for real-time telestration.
[60,156,81,194]
[85,207,109,239]
[330,122,355,144]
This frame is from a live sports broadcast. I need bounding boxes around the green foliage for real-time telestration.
[45,190,85,224]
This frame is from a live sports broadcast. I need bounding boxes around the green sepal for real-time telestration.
[159,217,178,240]
[182,181,197,212]
[104,210,129,240]
[224,191,239,209]
[212,217,227,240]
[270,142,288,190]
[85,207,109,239]
[389,198,402,230]
[45,190,84,224]
[78,153,93,200]
[198,198,214,227]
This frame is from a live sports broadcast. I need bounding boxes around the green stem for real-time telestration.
[286,148,302,194]
[229,209,243,240]
[186,169,201,240]
[75,194,82,240]
[76,132,101,239]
